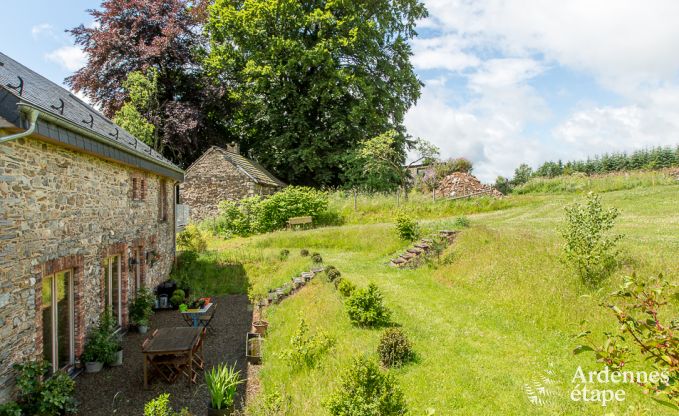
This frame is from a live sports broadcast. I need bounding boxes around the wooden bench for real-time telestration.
[287,216,313,230]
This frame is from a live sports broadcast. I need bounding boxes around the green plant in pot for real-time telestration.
[130,288,155,334]
[81,330,116,373]
[205,363,243,416]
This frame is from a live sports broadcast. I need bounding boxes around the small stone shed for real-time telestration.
[180,144,285,221]
[0,52,184,400]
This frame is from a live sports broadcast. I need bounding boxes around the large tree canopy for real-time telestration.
[205,0,428,186]
[67,0,232,166]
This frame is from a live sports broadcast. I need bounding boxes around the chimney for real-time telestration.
[226,142,240,154]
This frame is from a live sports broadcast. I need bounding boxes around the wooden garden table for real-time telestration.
[142,327,203,389]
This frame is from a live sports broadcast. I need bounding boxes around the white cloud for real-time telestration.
[31,23,54,40]
[404,0,679,181]
[45,46,86,72]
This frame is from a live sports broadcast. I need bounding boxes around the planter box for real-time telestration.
[246,332,263,365]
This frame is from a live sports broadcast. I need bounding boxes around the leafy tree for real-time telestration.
[574,273,679,410]
[512,163,533,186]
[205,0,428,186]
[494,176,511,195]
[561,192,623,286]
[359,130,439,200]
[435,157,473,178]
[113,70,158,149]
[68,0,231,165]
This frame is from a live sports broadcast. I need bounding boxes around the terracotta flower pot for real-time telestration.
[253,320,269,335]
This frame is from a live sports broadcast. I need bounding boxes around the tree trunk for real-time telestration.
[353,188,357,211]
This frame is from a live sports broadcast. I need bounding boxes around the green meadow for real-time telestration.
[186,172,679,415]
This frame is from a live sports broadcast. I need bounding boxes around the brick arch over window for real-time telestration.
[33,255,85,360]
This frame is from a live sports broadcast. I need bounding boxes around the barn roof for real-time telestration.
[189,146,286,187]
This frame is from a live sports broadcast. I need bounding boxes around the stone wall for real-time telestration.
[0,136,177,401]
[179,150,278,222]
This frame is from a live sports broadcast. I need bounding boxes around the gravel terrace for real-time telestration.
[75,295,251,416]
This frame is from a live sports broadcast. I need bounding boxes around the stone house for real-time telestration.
[0,52,185,400]
[180,144,285,221]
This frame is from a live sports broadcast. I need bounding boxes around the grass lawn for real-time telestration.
[182,173,679,415]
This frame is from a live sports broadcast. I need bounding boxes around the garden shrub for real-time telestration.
[453,216,470,228]
[176,224,207,252]
[300,249,310,257]
[325,265,336,273]
[144,393,191,416]
[378,329,414,368]
[216,196,263,237]
[170,289,185,307]
[345,283,391,327]
[394,212,419,241]
[7,360,77,416]
[279,249,290,260]
[257,186,329,231]
[311,253,323,263]
[326,268,341,282]
[324,357,407,416]
[336,279,356,298]
[279,318,334,369]
[561,192,623,286]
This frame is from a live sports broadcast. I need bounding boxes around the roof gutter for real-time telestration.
[15,102,183,175]
[0,107,40,144]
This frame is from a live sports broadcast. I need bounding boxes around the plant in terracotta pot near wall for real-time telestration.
[252,299,269,335]
[205,363,243,416]
[81,329,116,373]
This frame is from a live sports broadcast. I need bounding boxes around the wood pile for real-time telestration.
[435,172,503,199]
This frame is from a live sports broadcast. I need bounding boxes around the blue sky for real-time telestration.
[2,0,679,181]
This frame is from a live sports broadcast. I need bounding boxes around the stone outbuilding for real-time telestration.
[180,144,285,221]
[0,52,185,400]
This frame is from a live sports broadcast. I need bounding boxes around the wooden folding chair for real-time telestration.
[199,304,217,334]
[192,328,206,370]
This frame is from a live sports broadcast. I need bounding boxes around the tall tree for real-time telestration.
[359,130,439,199]
[67,0,232,165]
[205,0,428,186]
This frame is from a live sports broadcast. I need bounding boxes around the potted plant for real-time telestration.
[111,332,124,367]
[81,330,115,373]
[129,288,154,333]
[205,363,243,416]
[252,303,269,335]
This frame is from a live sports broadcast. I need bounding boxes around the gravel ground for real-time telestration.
[75,295,252,416]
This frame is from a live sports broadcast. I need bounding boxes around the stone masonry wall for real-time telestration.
[179,149,278,222]
[0,136,177,401]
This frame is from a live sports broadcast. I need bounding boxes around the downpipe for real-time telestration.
[0,107,40,144]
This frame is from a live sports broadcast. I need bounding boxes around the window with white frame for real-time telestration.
[103,255,122,327]
[42,270,74,373]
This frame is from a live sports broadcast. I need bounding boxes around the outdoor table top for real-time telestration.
[142,327,203,354]
[180,302,213,314]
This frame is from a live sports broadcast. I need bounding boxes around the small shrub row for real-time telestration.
[345,283,391,327]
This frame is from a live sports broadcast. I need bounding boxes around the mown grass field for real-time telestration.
[186,172,679,415]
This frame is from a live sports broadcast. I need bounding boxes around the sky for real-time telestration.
[2,1,679,182]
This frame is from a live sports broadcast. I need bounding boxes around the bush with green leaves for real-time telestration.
[394,212,419,241]
[144,393,191,416]
[311,253,323,263]
[216,196,263,237]
[279,249,290,260]
[205,363,243,410]
[170,289,186,307]
[3,360,77,416]
[326,268,341,282]
[345,283,391,327]
[336,279,356,298]
[574,273,679,409]
[280,318,334,369]
[453,216,470,228]
[176,224,207,252]
[561,192,623,286]
[378,328,414,368]
[257,186,329,231]
[324,357,407,416]
[300,249,310,257]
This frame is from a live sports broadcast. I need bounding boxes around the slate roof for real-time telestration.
[0,51,182,178]
[191,146,286,187]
